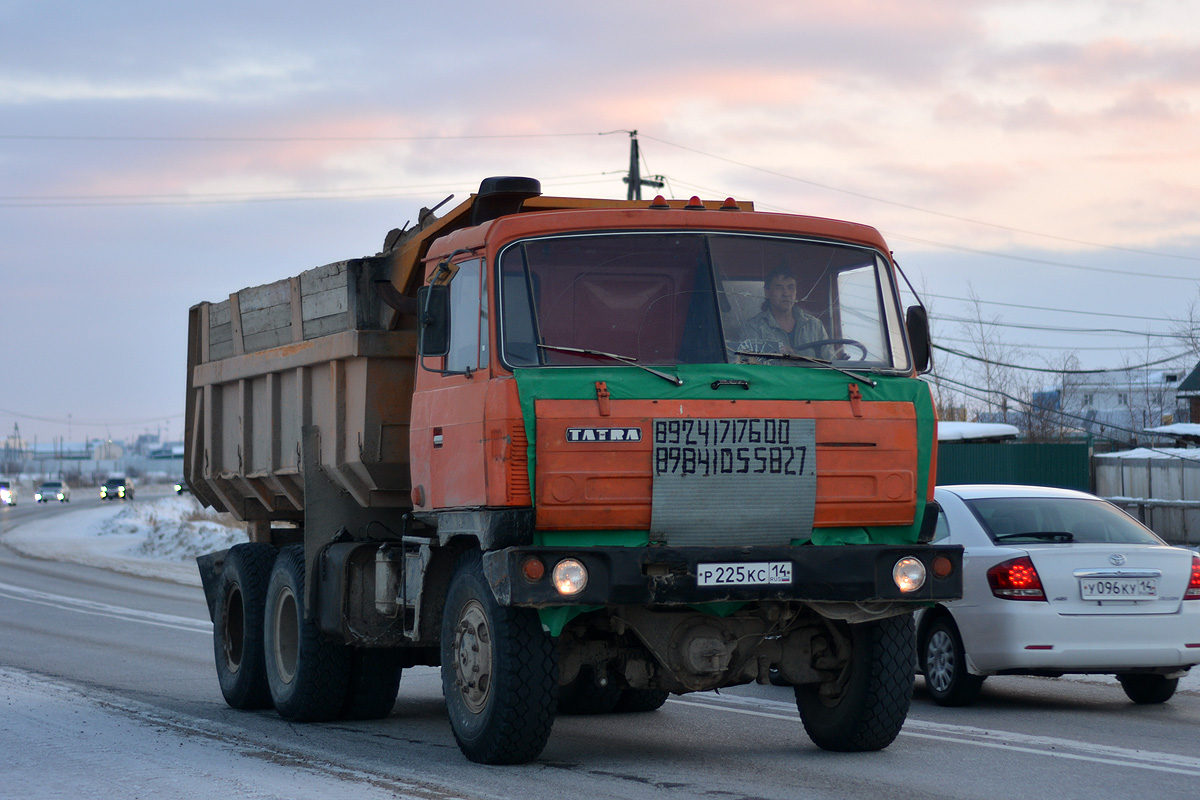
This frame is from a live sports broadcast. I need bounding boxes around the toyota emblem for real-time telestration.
[1109,553,1127,566]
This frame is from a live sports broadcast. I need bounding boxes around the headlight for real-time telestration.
[893,557,926,593]
[552,559,588,596]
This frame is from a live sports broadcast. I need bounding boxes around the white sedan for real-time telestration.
[917,485,1200,706]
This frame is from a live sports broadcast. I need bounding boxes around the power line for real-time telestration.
[932,334,1184,352]
[932,314,1191,338]
[0,131,618,143]
[927,374,1193,457]
[642,134,1200,264]
[933,343,1193,374]
[920,292,1190,323]
[0,406,183,427]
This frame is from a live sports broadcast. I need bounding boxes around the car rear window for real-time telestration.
[964,497,1162,545]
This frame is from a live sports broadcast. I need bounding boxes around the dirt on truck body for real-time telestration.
[187,176,962,764]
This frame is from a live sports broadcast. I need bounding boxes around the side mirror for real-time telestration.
[417,285,451,357]
[906,305,932,373]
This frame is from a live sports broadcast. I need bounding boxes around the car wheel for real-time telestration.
[922,617,984,707]
[1117,674,1178,704]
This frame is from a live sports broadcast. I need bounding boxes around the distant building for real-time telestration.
[1177,361,1200,424]
[1065,368,1187,443]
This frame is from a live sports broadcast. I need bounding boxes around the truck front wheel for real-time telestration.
[263,544,350,721]
[795,613,915,752]
[441,550,557,764]
[213,543,277,709]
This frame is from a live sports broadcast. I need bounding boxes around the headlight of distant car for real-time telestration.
[34,493,43,501]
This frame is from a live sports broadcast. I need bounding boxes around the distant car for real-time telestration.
[35,481,71,503]
[100,477,134,501]
[918,485,1200,706]
[0,480,16,506]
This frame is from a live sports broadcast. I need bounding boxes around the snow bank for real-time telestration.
[2,495,247,586]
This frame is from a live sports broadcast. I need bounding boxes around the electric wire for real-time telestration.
[933,343,1193,374]
[927,374,1196,460]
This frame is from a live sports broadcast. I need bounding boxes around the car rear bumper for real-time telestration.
[955,604,1200,673]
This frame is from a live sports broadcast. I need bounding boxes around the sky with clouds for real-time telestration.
[2,0,1199,444]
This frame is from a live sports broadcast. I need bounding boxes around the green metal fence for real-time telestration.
[936,442,1092,491]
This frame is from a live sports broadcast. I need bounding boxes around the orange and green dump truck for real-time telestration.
[187,177,962,764]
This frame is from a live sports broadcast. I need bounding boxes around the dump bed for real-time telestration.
[184,258,417,523]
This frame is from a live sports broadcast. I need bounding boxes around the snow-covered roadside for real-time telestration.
[0,667,442,800]
[1,494,248,587]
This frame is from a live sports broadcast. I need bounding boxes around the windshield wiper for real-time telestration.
[993,531,1075,542]
[733,350,877,387]
[537,344,684,386]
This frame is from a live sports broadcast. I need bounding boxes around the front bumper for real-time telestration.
[483,544,963,608]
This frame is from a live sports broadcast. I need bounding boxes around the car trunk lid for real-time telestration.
[1024,544,1193,615]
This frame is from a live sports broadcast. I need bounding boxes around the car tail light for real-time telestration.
[987,556,1046,601]
[1186,555,1200,601]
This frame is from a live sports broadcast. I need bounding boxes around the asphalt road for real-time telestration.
[2,500,1199,800]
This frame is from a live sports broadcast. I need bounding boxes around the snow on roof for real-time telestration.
[1143,423,1200,437]
[1094,447,1200,460]
[937,421,1021,442]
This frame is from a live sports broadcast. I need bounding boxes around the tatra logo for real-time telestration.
[566,427,643,443]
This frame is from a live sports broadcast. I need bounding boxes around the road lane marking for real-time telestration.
[5,576,1197,777]
[0,580,210,633]
[669,694,1200,777]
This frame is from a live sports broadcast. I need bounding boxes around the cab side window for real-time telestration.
[446,259,483,373]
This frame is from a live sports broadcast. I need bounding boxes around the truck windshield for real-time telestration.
[498,232,910,371]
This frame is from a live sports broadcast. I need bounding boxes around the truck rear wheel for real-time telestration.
[795,613,914,752]
[341,649,403,720]
[614,687,669,713]
[558,666,622,715]
[263,544,350,721]
[441,550,557,764]
[213,543,277,709]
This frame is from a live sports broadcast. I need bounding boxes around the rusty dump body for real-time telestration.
[189,178,963,763]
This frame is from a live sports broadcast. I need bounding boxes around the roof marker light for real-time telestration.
[719,197,740,211]
[684,196,706,210]
[649,195,670,209]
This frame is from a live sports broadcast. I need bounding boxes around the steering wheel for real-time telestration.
[793,338,869,362]
[732,338,784,365]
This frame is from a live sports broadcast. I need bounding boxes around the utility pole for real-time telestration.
[623,131,665,201]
